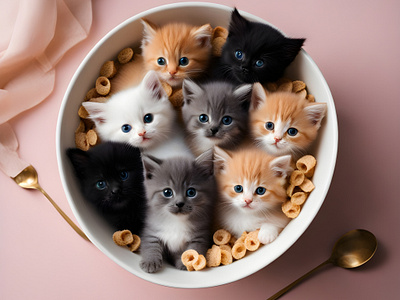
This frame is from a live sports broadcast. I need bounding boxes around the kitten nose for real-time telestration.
[244,198,253,205]
[138,131,146,137]
[241,66,249,74]
[111,186,120,194]
[210,127,219,135]
[176,201,185,208]
[274,137,281,143]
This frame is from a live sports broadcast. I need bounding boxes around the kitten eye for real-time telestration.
[234,185,243,193]
[163,188,173,198]
[179,57,189,66]
[287,128,298,136]
[235,50,244,60]
[265,122,274,131]
[255,60,264,67]
[222,116,233,125]
[186,188,197,197]
[255,187,266,195]
[96,181,107,190]
[199,114,209,123]
[121,124,132,133]
[120,171,129,181]
[144,113,153,123]
[157,57,166,65]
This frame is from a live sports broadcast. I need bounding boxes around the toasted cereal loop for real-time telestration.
[266,82,278,92]
[181,250,199,267]
[244,230,260,251]
[193,254,206,271]
[213,229,232,245]
[78,105,89,119]
[118,47,134,64]
[296,89,307,99]
[206,245,222,267]
[100,60,117,78]
[291,192,308,206]
[299,178,315,193]
[296,155,317,177]
[96,76,111,96]
[127,234,141,252]
[290,170,305,186]
[231,242,246,260]
[75,132,89,151]
[219,244,232,254]
[89,97,108,103]
[84,88,99,101]
[228,235,237,247]
[212,26,228,39]
[112,230,134,246]
[235,231,248,245]
[212,37,226,57]
[169,89,184,108]
[86,129,98,146]
[220,249,233,265]
[75,120,85,133]
[292,80,306,93]
[282,200,301,219]
[162,82,173,97]
[306,94,315,102]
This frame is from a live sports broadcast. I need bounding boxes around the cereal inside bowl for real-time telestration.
[57,3,337,288]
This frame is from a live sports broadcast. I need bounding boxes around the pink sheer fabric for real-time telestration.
[0,0,92,177]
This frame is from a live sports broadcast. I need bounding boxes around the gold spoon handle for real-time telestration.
[37,185,90,242]
[267,259,331,300]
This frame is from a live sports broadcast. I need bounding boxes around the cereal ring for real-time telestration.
[244,230,260,251]
[100,60,117,78]
[75,120,85,133]
[299,178,315,193]
[220,249,233,265]
[266,82,278,92]
[206,245,222,267]
[75,132,89,151]
[162,82,173,97]
[219,244,232,254]
[193,254,206,271]
[296,89,307,99]
[296,155,317,177]
[118,47,134,64]
[235,231,248,245]
[112,230,134,246]
[84,88,99,101]
[213,229,232,245]
[96,76,111,96]
[212,37,226,57]
[287,184,303,197]
[169,88,184,108]
[292,80,306,93]
[181,249,199,271]
[212,26,228,39]
[282,200,301,219]
[290,170,305,186]
[78,105,89,119]
[228,235,237,246]
[231,242,246,260]
[127,234,141,252]
[86,129,98,146]
[291,192,308,206]
[89,97,108,103]
[306,94,315,102]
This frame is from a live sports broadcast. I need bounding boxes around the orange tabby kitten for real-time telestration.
[250,83,327,159]
[141,19,213,87]
[214,146,292,244]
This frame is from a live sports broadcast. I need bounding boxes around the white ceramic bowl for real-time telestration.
[56,2,338,288]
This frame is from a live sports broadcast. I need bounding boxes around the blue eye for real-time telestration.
[144,114,153,123]
[186,188,196,197]
[179,57,189,66]
[157,57,166,65]
[255,187,266,195]
[120,171,129,181]
[222,116,232,125]
[199,114,209,123]
[96,181,107,190]
[163,188,173,198]
[121,124,132,133]
[287,128,298,136]
[265,122,274,130]
[255,60,264,67]
[234,185,243,193]
[235,50,244,60]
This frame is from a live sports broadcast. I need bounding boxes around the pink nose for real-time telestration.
[169,70,177,75]
[274,137,281,143]
[245,198,252,205]
[138,131,146,137]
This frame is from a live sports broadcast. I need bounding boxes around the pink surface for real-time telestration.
[0,0,398,299]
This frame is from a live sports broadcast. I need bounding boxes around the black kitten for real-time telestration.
[66,142,146,235]
[213,8,305,84]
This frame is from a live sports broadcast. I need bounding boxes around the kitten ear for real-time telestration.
[283,38,306,63]
[66,148,90,179]
[194,149,214,176]
[182,79,203,105]
[249,82,267,111]
[229,8,248,35]
[270,155,294,178]
[142,70,167,101]
[192,24,212,47]
[82,102,107,126]
[233,84,252,107]
[213,146,232,174]
[141,18,158,47]
[142,155,163,180]
[304,102,327,128]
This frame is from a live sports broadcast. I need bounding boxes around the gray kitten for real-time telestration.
[182,80,252,156]
[139,150,216,273]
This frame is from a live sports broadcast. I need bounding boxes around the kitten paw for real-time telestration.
[258,226,279,245]
[140,258,163,273]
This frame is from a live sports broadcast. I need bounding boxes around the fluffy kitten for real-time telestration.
[82,70,175,151]
[213,8,305,85]
[182,80,252,156]
[250,83,327,158]
[66,142,146,235]
[140,151,216,273]
[214,146,292,244]
[141,19,213,88]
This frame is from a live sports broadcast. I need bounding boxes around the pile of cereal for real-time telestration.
[112,229,141,252]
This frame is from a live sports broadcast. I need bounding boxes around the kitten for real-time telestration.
[139,150,216,273]
[212,8,305,85]
[66,142,146,235]
[250,83,327,158]
[214,146,292,244]
[181,80,252,156]
[141,19,213,88]
[82,70,175,151]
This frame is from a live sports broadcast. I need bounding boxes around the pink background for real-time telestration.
[1,0,399,299]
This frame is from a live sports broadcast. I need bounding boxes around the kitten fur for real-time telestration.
[212,8,305,85]
[140,151,216,273]
[141,19,213,88]
[182,80,252,156]
[66,142,146,235]
[250,83,327,158]
[214,146,292,244]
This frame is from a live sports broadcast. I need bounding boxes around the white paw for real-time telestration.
[258,225,279,245]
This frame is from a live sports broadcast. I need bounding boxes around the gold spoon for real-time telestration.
[267,229,377,300]
[12,165,90,242]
